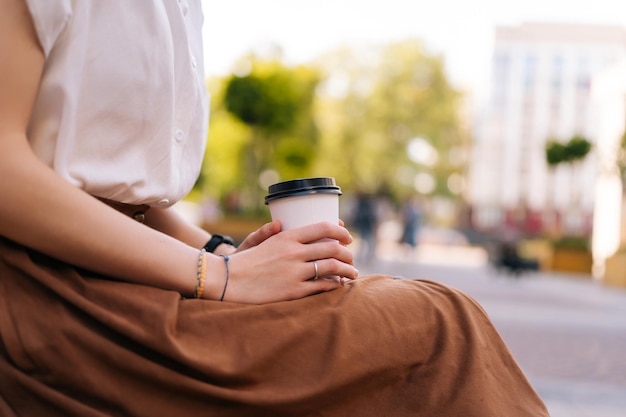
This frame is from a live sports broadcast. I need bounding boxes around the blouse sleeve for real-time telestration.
[24,0,72,57]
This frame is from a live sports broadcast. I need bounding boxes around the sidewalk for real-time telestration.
[357,240,626,417]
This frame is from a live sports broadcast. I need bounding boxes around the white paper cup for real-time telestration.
[264,177,342,230]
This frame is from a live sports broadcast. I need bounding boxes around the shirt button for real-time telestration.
[181,1,189,15]
[174,129,185,142]
[158,199,170,207]
[191,55,197,68]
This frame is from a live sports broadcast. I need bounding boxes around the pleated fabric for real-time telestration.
[0,238,549,416]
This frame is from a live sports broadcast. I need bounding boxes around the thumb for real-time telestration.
[236,220,281,251]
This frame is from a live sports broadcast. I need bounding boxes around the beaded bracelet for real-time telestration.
[194,249,207,299]
[219,255,230,301]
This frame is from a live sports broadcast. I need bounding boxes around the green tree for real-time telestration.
[545,135,592,166]
[314,40,469,203]
[544,134,593,236]
[566,135,592,163]
[215,59,320,212]
[545,140,567,167]
[201,41,469,219]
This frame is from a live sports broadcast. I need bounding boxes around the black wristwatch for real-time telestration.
[203,234,235,253]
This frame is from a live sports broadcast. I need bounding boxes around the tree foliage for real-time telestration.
[225,66,302,133]
[204,59,321,212]
[545,135,592,167]
[313,40,469,202]
[545,140,567,167]
[567,135,592,162]
[201,40,469,213]
[544,134,593,235]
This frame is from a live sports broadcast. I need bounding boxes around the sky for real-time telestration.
[201,0,625,97]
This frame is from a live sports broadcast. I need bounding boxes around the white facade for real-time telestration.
[590,59,626,275]
[470,22,626,235]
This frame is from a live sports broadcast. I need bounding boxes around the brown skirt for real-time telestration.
[0,238,549,417]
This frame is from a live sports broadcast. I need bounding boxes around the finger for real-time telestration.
[305,240,355,266]
[304,275,345,295]
[286,222,353,245]
[307,258,359,281]
[237,220,281,251]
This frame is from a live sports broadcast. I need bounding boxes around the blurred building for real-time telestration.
[469,22,626,237]
[590,58,626,275]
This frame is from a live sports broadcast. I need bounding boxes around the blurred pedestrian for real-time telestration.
[353,191,378,262]
[400,197,422,256]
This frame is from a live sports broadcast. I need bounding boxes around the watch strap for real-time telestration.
[203,234,235,253]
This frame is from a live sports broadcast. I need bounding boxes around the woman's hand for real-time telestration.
[211,221,359,304]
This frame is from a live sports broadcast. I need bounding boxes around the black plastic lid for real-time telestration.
[265,177,342,204]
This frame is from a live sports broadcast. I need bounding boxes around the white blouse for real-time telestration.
[24,0,209,207]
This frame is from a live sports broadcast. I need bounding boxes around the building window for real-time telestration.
[551,54,563,91]
[523,54,536,91]
[576,57,590,92]
[550,54,563,128]
[492,52,510,107]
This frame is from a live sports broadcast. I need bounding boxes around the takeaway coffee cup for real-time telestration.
[264,177,342,230]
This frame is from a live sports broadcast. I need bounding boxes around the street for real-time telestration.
[357,242,626,417]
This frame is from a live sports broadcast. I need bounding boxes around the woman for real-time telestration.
[0,1,549,416]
